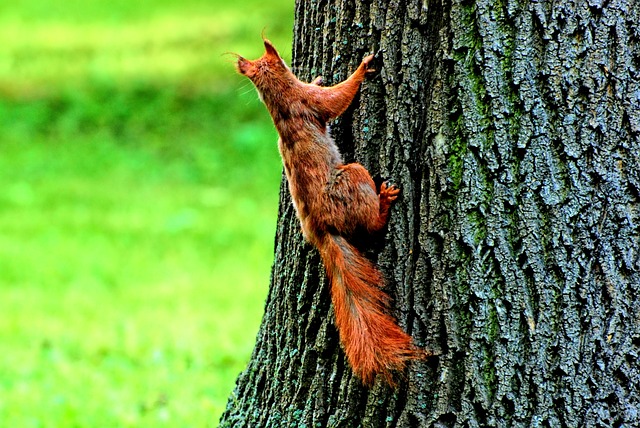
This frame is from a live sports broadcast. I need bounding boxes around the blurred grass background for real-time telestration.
[0,0,292,426]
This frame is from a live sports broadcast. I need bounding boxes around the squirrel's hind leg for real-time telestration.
[373,181,400,232]
[325,163,398,235]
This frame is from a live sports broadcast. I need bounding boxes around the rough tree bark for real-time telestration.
[221,0,640,426]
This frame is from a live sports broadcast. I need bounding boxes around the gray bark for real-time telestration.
[221,0,640,426]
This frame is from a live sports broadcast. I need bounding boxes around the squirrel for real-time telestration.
[235,38,425,385]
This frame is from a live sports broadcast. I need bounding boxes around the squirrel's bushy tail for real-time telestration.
[318,233,424,385]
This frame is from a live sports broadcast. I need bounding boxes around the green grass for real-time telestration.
[0,0,293,425]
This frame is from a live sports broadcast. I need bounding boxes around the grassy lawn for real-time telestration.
[0,0,293,425]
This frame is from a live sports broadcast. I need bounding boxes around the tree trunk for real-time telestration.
[220,0,640,426]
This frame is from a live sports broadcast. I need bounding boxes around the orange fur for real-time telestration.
[236,38,425,385]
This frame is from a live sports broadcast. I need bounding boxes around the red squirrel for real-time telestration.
[235,38,425,385]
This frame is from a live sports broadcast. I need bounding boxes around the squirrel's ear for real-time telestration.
[263,39,280,58]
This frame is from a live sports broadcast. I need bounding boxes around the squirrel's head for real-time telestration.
[235,39,294,92]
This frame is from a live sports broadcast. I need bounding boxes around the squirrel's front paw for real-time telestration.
[362,54,375,74]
